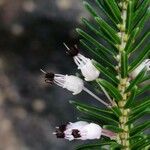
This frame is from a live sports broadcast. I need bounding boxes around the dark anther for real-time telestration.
[58,124,68,132]
[55,130,65,138]
[64,44,79,57]
[72,129,81,138]
[44,72,55,84]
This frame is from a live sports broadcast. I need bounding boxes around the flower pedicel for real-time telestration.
[53,121,116,141]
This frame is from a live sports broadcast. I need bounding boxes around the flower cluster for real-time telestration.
[41,44,149,142]
[41,44,109,107]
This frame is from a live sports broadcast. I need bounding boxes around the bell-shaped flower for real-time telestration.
[53,121,116,141]
[64,44,100,81]
[130,59,150,78]
[40,69,84,95]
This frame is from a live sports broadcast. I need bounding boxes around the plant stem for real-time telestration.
[117,1,130,150]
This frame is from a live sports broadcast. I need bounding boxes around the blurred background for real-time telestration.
[0,0,149,150]
[0,0,92,150]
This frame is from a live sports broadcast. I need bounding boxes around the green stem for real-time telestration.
[117,1,130,150]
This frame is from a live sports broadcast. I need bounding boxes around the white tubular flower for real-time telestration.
[74,54,100,81]
[41,70,109,107]
[53,121,116,141]
[40,69,84,95]
[130,59,150,78]
[64,44,100,81]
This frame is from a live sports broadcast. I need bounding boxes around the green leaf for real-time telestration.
[126,68,147,92]
[80,39,112,63]
[121,51,128,78]
[95,0,119,25]
[94,61,119,85]
[131,31,150,54]
[136,84,150,96]
[70,100,117,120]
[95,17,120,44]
[132,0,150,29]
[126,1,134,32]
[137,142,150,150]
[80,39,116,72]
[103,125,124,133]
[134,7,150,33]
[132,0,139,9]
[132,97,150,115]
[130,121,150,136]
[102,0,122,23]
[129,39,150,73]
[111,106,122,117]
[81,18,118,51]
[97,79,122,102]
[83,1,98,17]
[129,133,147,142]
[76,142,120,150]
[76,106,119,126]
[127,108,150,124]
[138,75,150,84]
[125,27,139,53]
[131,137,150,150]
[77,115,102,124]
[125,87,137,108]
[76,28,114,56]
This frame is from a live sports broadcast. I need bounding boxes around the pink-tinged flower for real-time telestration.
[41,70,109,107]
[130,59,150,78]
[53,121,116,141]
[64,44,100,81]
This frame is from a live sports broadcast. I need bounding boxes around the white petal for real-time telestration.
[63,75,84,95]
[67,121,88,130]
[79,123,102,140]
[65,135,74,141]
[74,54,100,81]
[80,60,100,81]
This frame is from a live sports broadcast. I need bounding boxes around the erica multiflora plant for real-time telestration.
[41,0,150,150]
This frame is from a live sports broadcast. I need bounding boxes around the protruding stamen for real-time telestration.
[40,69,55,84]
[63,43,70,51]
[63,43,79,57]
[53,132,57,135]
[40,69,47,74]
